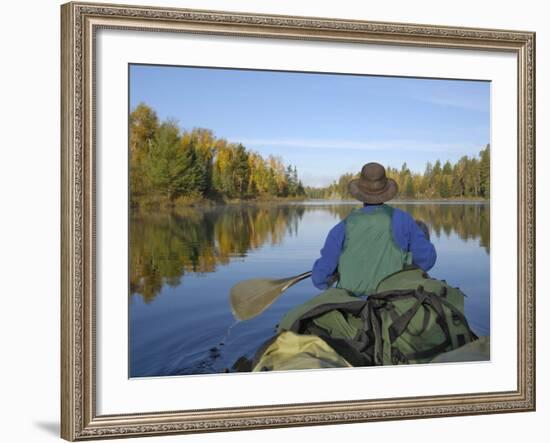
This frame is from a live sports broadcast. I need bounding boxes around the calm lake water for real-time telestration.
[129,202,490,377]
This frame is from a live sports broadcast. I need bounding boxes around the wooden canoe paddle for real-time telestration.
[229,271,312,321]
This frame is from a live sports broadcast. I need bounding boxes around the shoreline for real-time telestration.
[131,195,489,211]
[130,195,308,210]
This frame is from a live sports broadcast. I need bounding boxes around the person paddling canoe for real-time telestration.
[312,162,437,295]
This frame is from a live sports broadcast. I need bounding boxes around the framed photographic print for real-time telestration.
[61,1,536,440]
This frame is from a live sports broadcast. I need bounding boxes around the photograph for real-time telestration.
[128,64,491,377]
[2,0,545,441]
[59,2,535,439]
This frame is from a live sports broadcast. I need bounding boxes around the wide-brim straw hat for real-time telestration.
[348,162,398,204]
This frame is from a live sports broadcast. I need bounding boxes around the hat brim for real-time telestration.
[348,178,398,204]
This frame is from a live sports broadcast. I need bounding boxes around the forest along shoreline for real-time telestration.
[130,103,490,210]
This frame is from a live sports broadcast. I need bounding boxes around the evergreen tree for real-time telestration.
[181,128,216,195]
[147,121,190,200]
[433,160,442,176]
[233,144,250,197]
[440,176,451,198]
[285,165,296,196]
[405,176,415,198]
[450,176,462,197]
[296,180,305,196]
[479,144,490,198]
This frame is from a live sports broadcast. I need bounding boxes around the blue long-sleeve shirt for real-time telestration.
[312,205,437,290]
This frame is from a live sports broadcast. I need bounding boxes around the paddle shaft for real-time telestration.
[280,271,312,292]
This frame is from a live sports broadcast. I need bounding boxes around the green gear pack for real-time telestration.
[276,267,479,366]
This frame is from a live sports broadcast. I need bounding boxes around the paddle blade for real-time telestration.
[229,272,312,321]
[230,278,288,321]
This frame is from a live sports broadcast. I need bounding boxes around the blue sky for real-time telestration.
[130,64,490,187]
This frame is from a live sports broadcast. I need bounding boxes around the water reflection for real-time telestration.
[130,202,489,303]
[396,203,490,254]
[130,205,305,302]
[323,202,490,253]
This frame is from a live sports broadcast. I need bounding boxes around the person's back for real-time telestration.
[336,204,411,294]
[311,163,436,295]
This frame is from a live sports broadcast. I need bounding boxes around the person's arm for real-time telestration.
[311,221,345,290]
[407,214,437,271]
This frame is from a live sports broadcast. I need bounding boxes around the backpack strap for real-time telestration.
[369,288,455,364]
[296,312,374,367]
[437,296,479,342]
[387,290,428,343]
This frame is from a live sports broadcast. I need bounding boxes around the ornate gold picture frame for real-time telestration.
[61,1,535,440]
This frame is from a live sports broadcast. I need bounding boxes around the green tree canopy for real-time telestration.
[305,147,490,201]
[130,103,306,207]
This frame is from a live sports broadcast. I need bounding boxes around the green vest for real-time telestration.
[337,205,411,295]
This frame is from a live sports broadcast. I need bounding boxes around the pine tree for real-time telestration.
[433,160,442,176]
[233,144,250,197]
[285,165,296,196]
[479,144,490,198]
[405,176,415,198]
[440,176,450,198]
[296,180,305,196]
[450,176,462,197]
[147,121,182,199]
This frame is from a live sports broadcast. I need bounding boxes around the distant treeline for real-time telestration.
[130,103,306,207]
[306,145,490,200]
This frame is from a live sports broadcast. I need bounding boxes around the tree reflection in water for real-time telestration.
[130,202,489,303]
[130,205,305,302]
